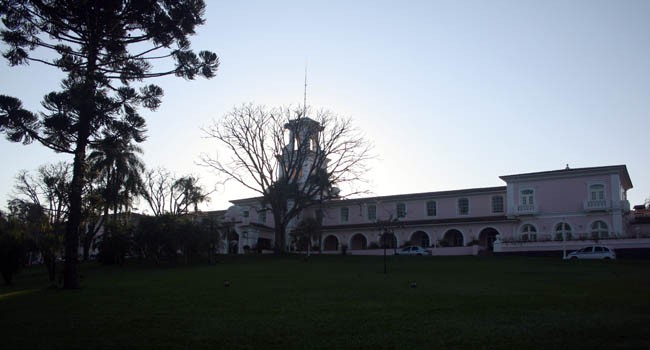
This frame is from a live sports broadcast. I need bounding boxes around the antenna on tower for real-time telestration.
[303,61,308,118]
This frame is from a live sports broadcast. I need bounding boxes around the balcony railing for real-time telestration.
[516,204,537,215]
[583,200,610,211]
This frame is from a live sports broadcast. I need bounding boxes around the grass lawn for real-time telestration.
[1,255,650,349]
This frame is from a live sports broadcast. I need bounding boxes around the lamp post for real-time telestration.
[380,228,391,274]
[225,217,236,254]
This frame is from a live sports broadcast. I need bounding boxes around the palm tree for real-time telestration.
[87,133,145,220]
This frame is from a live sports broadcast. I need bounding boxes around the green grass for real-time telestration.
[2,255,650,349]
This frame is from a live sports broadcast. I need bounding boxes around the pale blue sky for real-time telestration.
[1,0,649,212]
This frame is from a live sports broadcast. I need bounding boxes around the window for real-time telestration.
[520,189,534,206]
[591,220,609,239]
[554,222,572,241]
[340,207,349,223]
[367,204,377,221]
[492,196,504,213]
[520,224,537,241]
[458,198,469,215]
[257,210,267,223]
[396,203,406,218]
[242,210,249,218]
[589,184,605,201]
[426,200,437,217]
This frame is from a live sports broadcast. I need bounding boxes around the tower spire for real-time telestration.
[303,61,307,118]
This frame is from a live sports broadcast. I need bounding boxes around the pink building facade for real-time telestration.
[223,164,648,256]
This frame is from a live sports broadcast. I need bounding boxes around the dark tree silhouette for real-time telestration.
[0,1,219,288]
[290,216,322,256]
[0,211,30,285]
[201,104,372,253]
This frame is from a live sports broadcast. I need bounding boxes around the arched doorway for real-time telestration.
[228,231,239,254]
[380,233,397,249]
[350,233,367,250]
[554,222,572,241]
[410,231,430,247]
[591,220,609,239]
[479,228,499,251]
[443,229,464,247]
[295,236,310,251]
[323,235,339,251]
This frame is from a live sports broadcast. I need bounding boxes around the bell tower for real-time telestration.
[280,117,325,184]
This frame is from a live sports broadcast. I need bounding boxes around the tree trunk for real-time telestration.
[63,74,95,289]
[274,221,286,254]
[44,253,56,283]
[63,132,88,289]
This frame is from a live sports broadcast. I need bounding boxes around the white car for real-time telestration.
[565,246,616,260]
[396,246,432,256]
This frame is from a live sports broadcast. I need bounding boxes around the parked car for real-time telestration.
[564,246,616,260]
[396,246,432,256]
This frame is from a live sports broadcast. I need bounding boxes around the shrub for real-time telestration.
[0,232,29,285]
[96,222,132,265]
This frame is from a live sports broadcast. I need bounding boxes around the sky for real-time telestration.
[1,0,649,213]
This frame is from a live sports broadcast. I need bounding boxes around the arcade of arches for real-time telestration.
[324,228,500,251]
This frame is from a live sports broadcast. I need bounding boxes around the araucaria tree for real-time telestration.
[0,1,219,288]
[202,104,372,252]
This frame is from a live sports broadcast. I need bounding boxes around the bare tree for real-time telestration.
[12,162,71,225]
[201,104,372,252]
[10,162,72,281]
[141,168,173,216]
[141,167,213,216]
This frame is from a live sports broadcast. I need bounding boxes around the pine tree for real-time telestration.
[0,0,219,288]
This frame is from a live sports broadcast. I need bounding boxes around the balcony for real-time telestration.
[516,204,538,215]
[583,200,610,211]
